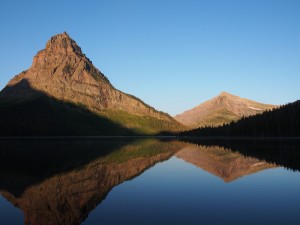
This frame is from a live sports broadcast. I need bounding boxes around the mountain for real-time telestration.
[174,91,277,128]
[0,32,184,136]
[183,100,300,137]
[176,145,276,182]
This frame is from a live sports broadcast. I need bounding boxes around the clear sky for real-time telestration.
[0,0,299,115]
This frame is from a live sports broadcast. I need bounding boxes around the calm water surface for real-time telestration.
[0,138,299,225]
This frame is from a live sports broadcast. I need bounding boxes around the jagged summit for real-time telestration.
[44,32,84,56]
[175,92,277,128]
[4,32,110,95]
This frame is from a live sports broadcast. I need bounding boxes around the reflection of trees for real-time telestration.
[183,138,300,172]
[0,139,187,225]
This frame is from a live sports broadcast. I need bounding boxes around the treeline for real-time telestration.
[182,100,300,137]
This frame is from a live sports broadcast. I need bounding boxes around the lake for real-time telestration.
[0,138,300,225]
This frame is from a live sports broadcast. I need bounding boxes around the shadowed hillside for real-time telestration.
[0,80,182,136]
[0,80,137,136]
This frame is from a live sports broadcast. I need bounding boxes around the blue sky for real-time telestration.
[0,0,299,115]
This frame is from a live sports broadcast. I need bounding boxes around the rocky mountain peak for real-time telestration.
[5,32,110,91]
[44,32,83,56]
[0,32,182,131]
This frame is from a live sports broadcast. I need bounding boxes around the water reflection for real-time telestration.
[0,138,186,225]
[183,138,300,171]
[176,145,276,182]
[0,138,299,225]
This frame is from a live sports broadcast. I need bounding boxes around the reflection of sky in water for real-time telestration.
[0,195,23,224]
[84,157,300,225]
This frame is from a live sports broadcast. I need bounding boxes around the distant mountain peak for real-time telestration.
[175,92,277,128]
[219,91,230,96]
[219,91,236,97]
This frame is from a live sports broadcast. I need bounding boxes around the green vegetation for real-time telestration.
[99,109,183,135]
[0,95,183,136]
[102,139,184,164]
[194,109,240,128]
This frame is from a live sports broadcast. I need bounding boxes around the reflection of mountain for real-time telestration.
[0,139,187,225]
[182,138,300,172]
[1,138,299,225]
[176,145,276,182]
